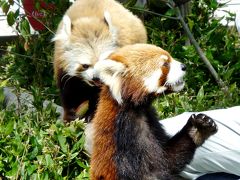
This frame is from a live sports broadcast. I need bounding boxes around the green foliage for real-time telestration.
[0,87,89,179]
[144,0,240,118]
[0,0,71,101]
[155,82,240,118]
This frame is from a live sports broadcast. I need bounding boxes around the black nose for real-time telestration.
[181,64,187,71]
[92,77,100,82]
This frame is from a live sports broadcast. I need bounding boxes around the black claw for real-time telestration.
[190,114,196,119]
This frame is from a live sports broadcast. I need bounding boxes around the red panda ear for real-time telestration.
[52,15,72,42]
[94,59,126,104]
[104,11,117,42]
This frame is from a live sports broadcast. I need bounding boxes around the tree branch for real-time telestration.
[168,0,228,92]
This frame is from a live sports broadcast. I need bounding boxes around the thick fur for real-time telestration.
[53,0,147,122]
[90,44,217,179]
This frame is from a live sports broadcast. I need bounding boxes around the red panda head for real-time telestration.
[53,12,117,85]
[93,44,186,105]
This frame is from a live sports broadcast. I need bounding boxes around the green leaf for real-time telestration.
[76,160,89,169]
[70,152,79,160]
[4,119,14,135]
[45,154,54,168]
[28,146,39,160]
[0,1,6,6]
[42,172,49,180]
[1,1,10,14]
[8,0,14,5]
[7,11,15,26]
[6,161,18,176]
[57,134,68,153]
[20,18,31,37]
[224,68,234,81]
[165,9,175,17]
[75,169,89,180]
[0,87,5,109]
[0,79,8,87]
[27,164,38,175]
[71,135,85,153]
[14,8,19,19]
[210,0,218,10]
[206,49,214,61]
[196,86,204,103]
[187,17,194,31]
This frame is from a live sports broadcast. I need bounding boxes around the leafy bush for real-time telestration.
[0,0,71,101]
[145,0,240,118]
[0,87,89,179]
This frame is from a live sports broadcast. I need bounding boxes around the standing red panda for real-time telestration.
[89,44,217,179]
[53,0,147,122]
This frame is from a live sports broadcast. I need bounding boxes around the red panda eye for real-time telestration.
[163,62,169,67]
[82,64,90,69]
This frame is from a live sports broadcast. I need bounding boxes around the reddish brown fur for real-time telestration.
[88,44,217,179]
[54,0,147,79]
[53,0,147,122]
[108,44,173,103]
[90,45,176,178]
[90,86,119,180]
[159,56,171,86]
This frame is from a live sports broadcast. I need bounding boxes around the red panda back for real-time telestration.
[90,87,118,180]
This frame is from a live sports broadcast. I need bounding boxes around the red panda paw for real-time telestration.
[187,113,218,146]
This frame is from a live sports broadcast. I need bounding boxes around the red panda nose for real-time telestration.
[92,77,100,82]
[92,77,102,86]
[181,64,187,71]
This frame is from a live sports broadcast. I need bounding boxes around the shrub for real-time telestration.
[0,86,89,179]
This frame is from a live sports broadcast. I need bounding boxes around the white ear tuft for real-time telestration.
[52,15,72,42]
[104,11,112,25]
[62,15,72,35]
[104,11,118,42]
[94,59,126,104]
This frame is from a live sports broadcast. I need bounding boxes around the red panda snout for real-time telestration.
[164,59,186,92]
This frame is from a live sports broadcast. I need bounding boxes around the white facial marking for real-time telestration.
[81,68,94,86]
[165,59,185,92]
[54,13,117,82]
[94,59,125,104]
[52,15,71,42]
[144,70,162,93]
[167,59,184,84]
[156,86,167,94]
[64,48,92,76]
[63,43,116,77]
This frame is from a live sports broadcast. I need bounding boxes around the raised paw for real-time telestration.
[187,113,218,146]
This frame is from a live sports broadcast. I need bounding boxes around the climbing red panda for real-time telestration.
[53,0,147,122]
[89,44,218,179]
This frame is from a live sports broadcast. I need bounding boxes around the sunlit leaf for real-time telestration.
[45,154,54,168]
[20,18,31,38]
[1,1,10,14]
[4,119,14,135]
[196,86,204,103]
[7,11,15,26]
[57,134,67,153]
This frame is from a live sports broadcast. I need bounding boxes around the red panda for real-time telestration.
[53,0,147,122]
[89,44,217,179]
